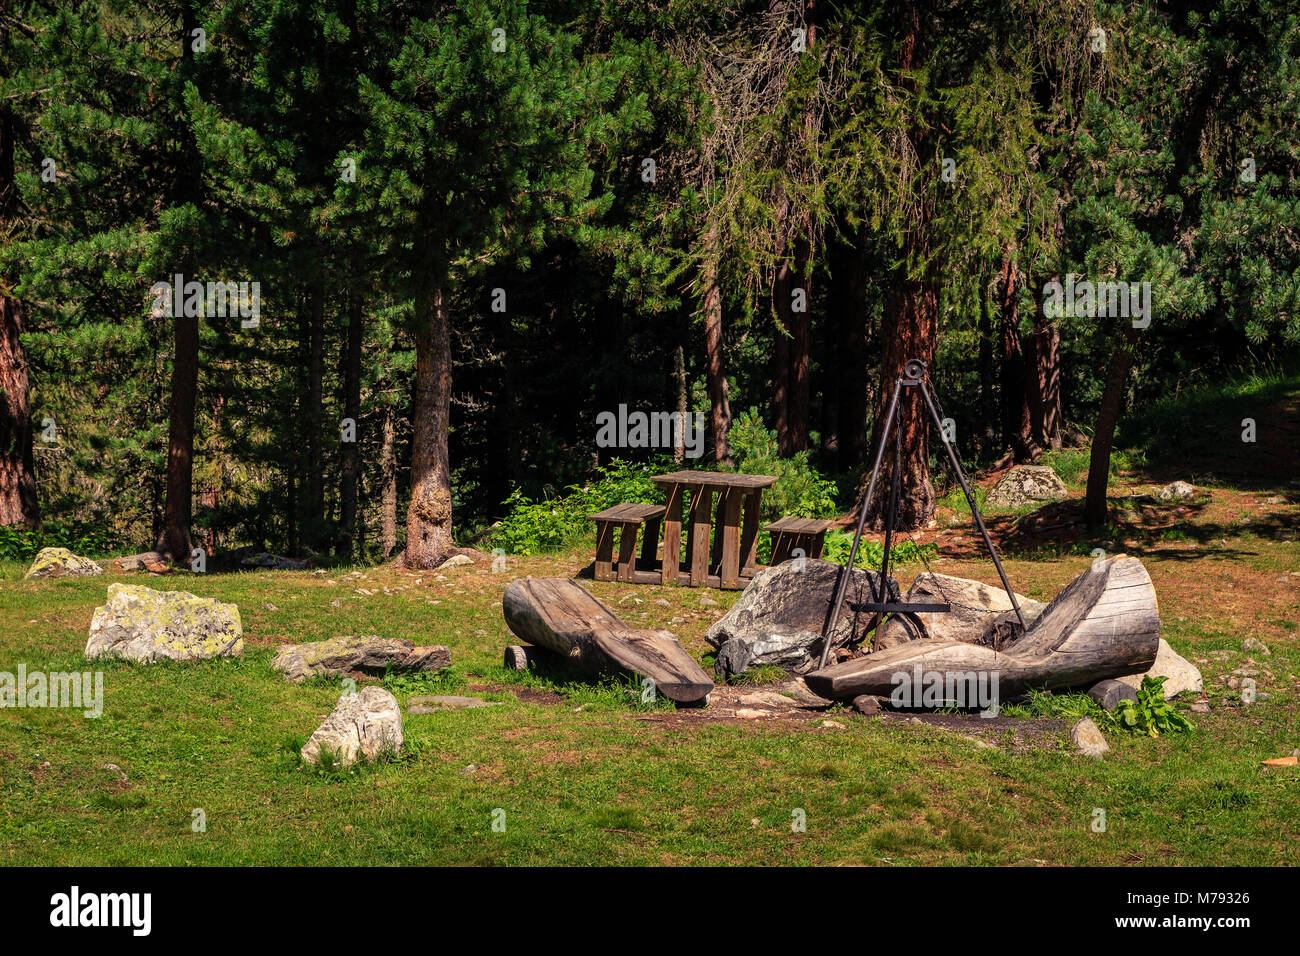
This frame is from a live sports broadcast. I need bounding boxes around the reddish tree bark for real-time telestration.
[700,224,732,465]
[0,103,38,528]
[403,284,454,568]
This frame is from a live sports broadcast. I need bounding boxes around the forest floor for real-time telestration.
[2,386,1298,865]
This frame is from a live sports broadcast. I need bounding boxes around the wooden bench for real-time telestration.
[590,503,667,583]
[764,516,834,564]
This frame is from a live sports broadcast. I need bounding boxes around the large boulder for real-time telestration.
[301,686,403,766]
[1117,638,1202,699]
[272,635,451,683]
[874,572,1046,650]
[24,547,102,579]
[705,559,898,678]
[985,465,1069,508]
[85,583,243,662]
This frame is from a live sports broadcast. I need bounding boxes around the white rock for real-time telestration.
[301,687,403,766]
[1071,717,1109,758]
[1117,638,1203,698]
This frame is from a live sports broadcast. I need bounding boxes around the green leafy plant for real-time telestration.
[1106,676,1194,737]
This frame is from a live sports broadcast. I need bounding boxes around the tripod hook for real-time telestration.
[902,359,927,382]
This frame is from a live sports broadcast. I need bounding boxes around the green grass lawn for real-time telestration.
[2,495,1297,865]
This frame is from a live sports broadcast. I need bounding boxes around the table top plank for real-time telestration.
[650,470,777,490]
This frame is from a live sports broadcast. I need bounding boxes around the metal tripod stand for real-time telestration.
[816,359,1026,670]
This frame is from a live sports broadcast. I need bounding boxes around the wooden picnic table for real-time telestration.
[650,470,778,589]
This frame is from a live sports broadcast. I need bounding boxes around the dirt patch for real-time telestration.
[467,682,565,705]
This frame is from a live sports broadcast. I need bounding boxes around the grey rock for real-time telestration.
[301,687,403,766]
[406,695,500,714]
[705,560,897,678]
[438,554,474,568]
[1242,637,1270,656]
[1071,717,1109,758]
[85,583,242,662]
[1118,638,1203,699]
[1088,678,1139,712]
[1190,700,1211,715]
[272,635,450,683]
[985,465,1069,508]
[1155,480,1197,501]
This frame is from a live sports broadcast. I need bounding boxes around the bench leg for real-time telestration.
[772,531,793,564]
[740,489,762,574]
[617,523,639,583]
[689,487,712,586]
[641,515,662,567]
[661,486,682,585]
[810,531,826,560]
[720,490,743,588]
[594,521,615,581]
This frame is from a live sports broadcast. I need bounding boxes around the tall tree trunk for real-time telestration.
[196,394,223,555]
[1085,326,1139,531]
[380,400,397,558]
[978,283,996,455]
[1027,289,1062,450]
[700,224,732,465]
[157,299,198,560]
[862,278,938,529]
[998,250,1034,461]
[304,279,324,550]
[673,344,687,463]
[156,0,199,561]
[861,0,937,530]
[0,104,38,528]
[827,228,868,471]
[339,278,362,559]
[404,285,454,568]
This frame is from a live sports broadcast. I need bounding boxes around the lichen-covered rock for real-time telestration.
[705,559,897,678]
[873,572,1046,650]
[85,583,242,662]
[1117,638,1202,699]
[272,634,450,683]
[985,465,1069,508]
[301,686,403,766]
[24,547,103,580]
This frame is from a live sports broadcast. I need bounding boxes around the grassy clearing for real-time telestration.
[1,514,1297,866]
[2,378,1298,866]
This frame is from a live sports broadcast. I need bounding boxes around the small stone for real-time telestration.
[735,708,768,720]
[655,598,670,607]
[1071,717,1109,758]
[1242,637,1270,655]
[461,764,477,776]
[100,763,128,780]
[852,694,882,716]
[406,695,500,715]
[1155,480,1197,501]
[820,720,846,730]
[439,554,473,568]
[738,691,793,709]
[1190,700,1211,715]
[264,603,279,612]
[698,596,719,607]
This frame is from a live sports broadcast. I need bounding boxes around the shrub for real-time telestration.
[727,408,839,521]
[0,520,127,562]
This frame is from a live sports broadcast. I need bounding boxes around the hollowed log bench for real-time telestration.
[590,503,666,583]
[765,516,834,563]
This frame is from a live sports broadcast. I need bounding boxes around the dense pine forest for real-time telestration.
[1,0,1297,570]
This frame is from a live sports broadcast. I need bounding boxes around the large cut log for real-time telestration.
[804,556,1159,703]
[502,577,714,704]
